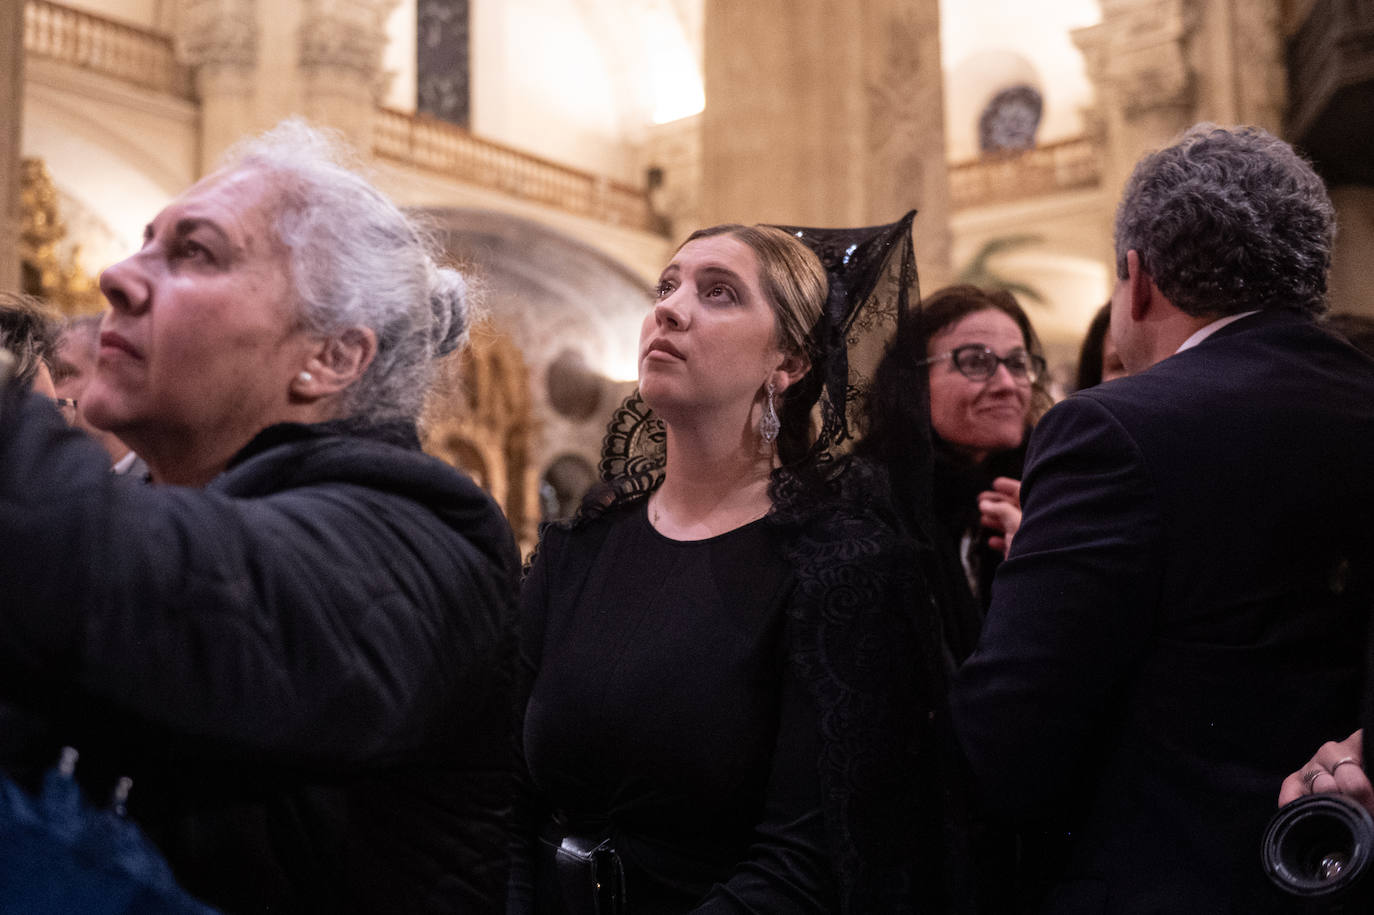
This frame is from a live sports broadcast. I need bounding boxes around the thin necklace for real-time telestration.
[648,488,770,531]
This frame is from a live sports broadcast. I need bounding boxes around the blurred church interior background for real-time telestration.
[1,0,1369,549]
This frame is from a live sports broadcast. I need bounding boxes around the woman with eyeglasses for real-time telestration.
[861,284,1051,665]
[856,283,1052,911]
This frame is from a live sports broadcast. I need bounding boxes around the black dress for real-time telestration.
[927,437,1025,666]
[519,503,835,912]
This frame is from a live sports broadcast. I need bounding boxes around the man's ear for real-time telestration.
[771,349,811,394]
[1126,249,1154,322]
[291,327,378,401]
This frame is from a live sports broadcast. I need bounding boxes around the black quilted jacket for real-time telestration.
[0,395,521,913]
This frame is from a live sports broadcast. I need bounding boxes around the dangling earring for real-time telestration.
[759,380,780,444]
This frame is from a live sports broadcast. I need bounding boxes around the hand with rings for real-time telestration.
[1279,730,1374,814]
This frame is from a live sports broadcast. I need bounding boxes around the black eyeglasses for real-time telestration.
[920,344,1045,383]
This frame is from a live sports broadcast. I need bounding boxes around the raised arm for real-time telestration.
[0,392,515,766]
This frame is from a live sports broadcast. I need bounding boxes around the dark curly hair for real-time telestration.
[1114,124,1335,318]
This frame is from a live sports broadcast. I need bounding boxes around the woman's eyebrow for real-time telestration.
[172,217,234,246]
[693,265,748,287]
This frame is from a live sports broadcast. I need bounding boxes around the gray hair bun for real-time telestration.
[429,265,471,357]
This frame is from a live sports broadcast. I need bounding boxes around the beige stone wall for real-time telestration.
[700,0,952,286]
[1329,186,1374,317]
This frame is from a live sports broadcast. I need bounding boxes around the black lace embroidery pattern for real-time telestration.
[596,390,665,496]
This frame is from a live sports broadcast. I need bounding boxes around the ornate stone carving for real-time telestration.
[1074,0,1200,118]
[864,1,930,193]
[177,0,257,73]
[862,0,951,283]
[979,86,1044,154]
[299,0,395,92]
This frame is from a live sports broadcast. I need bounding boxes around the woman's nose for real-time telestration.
[653,289,690,330]
[986,361,1019,389]
[99,254,151,315]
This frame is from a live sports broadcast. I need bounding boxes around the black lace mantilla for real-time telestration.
[775,211,920,461]
[547,214,937,912]
[585,211,922,509]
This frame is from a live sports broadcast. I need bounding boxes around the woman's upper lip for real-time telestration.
[972,398,1027,412]
[644,339,686,360]
[100,331,142,359]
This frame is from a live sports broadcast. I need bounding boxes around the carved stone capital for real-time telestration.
[299,0,397,88]
[177,0,257,73]
[1073,0,1199,118]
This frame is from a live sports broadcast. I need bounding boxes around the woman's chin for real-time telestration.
[637,379,680,414]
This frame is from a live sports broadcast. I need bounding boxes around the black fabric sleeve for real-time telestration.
[949,394,1163,819]
[506,525,559,915]
[0,393,506,767]
[690,622,836,914]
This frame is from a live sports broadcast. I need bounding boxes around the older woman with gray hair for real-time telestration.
[0,121,520,912]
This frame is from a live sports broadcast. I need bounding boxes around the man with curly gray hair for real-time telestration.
[952,124,1374,911]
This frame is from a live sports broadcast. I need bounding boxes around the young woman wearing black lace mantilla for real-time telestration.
[511,217,959,914]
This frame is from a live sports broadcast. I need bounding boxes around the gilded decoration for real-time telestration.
[18,158,102,315]
[423,321,538,550]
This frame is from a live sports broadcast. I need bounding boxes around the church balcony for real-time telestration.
[22,1,660,236]
[24,0,193,100]
[948,136,1103,211]
[373,107,659,235]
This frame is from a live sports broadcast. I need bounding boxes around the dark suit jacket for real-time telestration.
[950,309,1374,913]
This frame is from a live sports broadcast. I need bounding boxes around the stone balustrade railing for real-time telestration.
[374,107,660,234]
[950,136,1103,210]
[24,0,1103,227]
[24,0,194,99]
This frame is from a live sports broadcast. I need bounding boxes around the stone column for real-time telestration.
[298,0,398,155]
[1072,0,1201,265]
[0,0,25,292]
[700,0,952,285]
[863,0,951,287]
[179,0,260,176]
[1205,0,1286,133]
[1074,0,1199,193]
